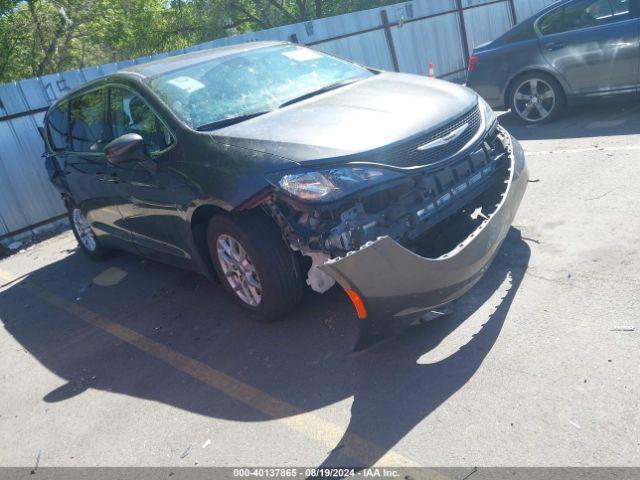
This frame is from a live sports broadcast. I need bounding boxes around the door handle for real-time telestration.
[546,41,566,51]
[97,173,120,183]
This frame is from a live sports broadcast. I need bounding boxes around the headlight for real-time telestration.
[268,166,403,202]
[478,96,496,128]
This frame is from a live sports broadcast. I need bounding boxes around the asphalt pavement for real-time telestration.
[0,102,639,468]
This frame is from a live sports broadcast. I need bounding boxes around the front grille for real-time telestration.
[374,106,482,168]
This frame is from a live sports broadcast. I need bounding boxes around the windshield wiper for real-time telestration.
[277,79,360,109]
[196,111,270,131]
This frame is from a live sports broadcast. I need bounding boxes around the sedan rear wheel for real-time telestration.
[510,73,564,124]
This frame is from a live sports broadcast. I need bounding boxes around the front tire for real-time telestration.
[68,203,109,260]
[509,72,564,124]
[207,211,303,322]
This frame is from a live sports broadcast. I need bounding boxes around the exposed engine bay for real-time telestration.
[263,125,512,293]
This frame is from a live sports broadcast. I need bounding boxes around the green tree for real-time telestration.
[0,0,398,83]
[221,0,397,31]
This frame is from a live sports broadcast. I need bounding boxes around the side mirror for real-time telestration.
[104,133,152,167]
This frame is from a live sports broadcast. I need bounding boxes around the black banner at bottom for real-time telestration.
[0,467,639,480]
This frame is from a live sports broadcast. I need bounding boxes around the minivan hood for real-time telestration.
[211,72,478,165]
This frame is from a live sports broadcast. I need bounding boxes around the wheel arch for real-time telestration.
[503,68,567,110]
[61,192,73,209]
[188,203,228,282]
[188,201,280,282]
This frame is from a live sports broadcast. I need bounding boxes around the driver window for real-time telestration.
[69,89,108,153]
[109,87,173,153]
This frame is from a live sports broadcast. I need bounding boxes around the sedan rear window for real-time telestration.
[148,45,373,129]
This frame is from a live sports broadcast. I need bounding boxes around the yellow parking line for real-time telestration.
[92,267,128,287]
[0,267,439,471]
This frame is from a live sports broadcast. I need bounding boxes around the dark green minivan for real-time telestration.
[44,42,528,349]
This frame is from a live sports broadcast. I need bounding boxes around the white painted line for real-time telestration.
[525,145,640,156]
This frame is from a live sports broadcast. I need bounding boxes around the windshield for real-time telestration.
[148,45,373,129]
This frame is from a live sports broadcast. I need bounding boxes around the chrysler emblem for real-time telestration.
[417,123,469,151]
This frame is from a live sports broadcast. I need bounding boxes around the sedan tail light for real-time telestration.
[468,55,478,72]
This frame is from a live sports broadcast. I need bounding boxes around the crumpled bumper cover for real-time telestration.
[320,133,529,350]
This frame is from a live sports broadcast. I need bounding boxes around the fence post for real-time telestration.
[508,0,518,25]
[380,10,400,72]
[455,0,470,67]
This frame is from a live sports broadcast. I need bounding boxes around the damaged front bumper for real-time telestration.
[320,133,529,350]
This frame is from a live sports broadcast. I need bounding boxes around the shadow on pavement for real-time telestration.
[0,229,530,467]
[498,101,640,141]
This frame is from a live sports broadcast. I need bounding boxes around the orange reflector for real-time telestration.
[344,288,368,320]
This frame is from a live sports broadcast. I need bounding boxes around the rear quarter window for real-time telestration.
[500,22,537,43]
[538,6,565,35]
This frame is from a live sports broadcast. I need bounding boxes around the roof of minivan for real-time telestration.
[122,40,287,78]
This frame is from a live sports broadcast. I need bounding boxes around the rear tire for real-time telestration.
[207,210,303,322]
[509,72,565,124]
[68,203,109,260]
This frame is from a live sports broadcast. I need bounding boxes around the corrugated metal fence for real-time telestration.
[0,0,554,240]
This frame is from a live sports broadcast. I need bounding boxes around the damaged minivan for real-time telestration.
[43,42,528,349]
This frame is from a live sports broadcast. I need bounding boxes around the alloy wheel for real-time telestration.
[216,234,262,307]
[513,78,556,122]
[72,208,97,252]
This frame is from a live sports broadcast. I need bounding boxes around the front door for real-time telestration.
[107,86,191,265]
[537,0,640,96]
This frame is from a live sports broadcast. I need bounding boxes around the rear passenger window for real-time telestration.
[611,0,632,16]
[69,89,109,153]
[538,0,633,35]
[564,0,614,30]
[47,101,69,151]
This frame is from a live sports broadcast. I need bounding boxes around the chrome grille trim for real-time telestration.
[371,104,485,170]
